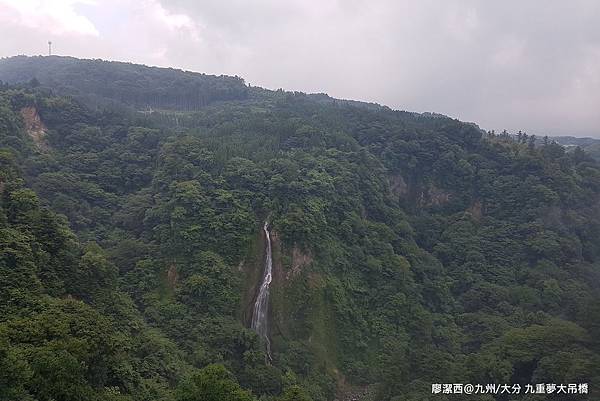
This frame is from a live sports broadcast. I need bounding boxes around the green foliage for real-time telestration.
[176,364,255,401]
[0,55,248,111]
[0,57,599,401]
[279,385,313,401]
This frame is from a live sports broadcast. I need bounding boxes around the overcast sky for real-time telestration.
[1,0,599,137]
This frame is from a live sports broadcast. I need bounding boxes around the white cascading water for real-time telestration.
[251,221,273,360]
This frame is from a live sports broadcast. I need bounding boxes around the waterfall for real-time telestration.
[251,221,273,360]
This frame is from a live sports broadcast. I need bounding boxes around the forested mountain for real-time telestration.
[1,56,599,401]
[551,137,600,162]
[0,56,248,111]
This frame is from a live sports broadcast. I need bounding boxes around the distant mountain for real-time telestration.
[0,55,249,111]
[550,136,600,160]
[551,136,600,147]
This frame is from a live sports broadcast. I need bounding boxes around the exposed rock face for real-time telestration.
[287,245,313,280]
[270,229,282,281]
[391,173,452,209]
[166,264,178,288]
[414,184,452,208]
[241,226,272,326]
[389,173,408,197]
[251,221,273,360]
[468,200,483,220]
[425,185,451,206]
[269,229,313,280]
[20,106,48,150]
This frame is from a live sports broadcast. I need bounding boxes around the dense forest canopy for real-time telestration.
[0,56,248,111]
[0,56,599,401]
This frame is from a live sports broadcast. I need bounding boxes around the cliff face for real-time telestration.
[239,227,268,327]
[246,228,311,345]
[20,106,48,150]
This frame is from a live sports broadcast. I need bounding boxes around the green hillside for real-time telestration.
[1,56,599,401]
[0,56,248,111]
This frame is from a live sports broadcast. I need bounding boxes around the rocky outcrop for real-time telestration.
[287,245,313,280]
[467,200,483,221]
[20,106,48,150]
[389,173,408,197]
[391,173,452,209]
[425,185,451,206]
[413,184,452,208]
[166,264,178,288]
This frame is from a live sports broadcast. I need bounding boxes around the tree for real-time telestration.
[279,385,312,401]
[176,365,256,401]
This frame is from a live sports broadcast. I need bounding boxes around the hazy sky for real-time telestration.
[1,0,599,137]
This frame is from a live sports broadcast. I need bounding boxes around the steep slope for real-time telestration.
[0,57,599,401]
[0,130,190,400]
